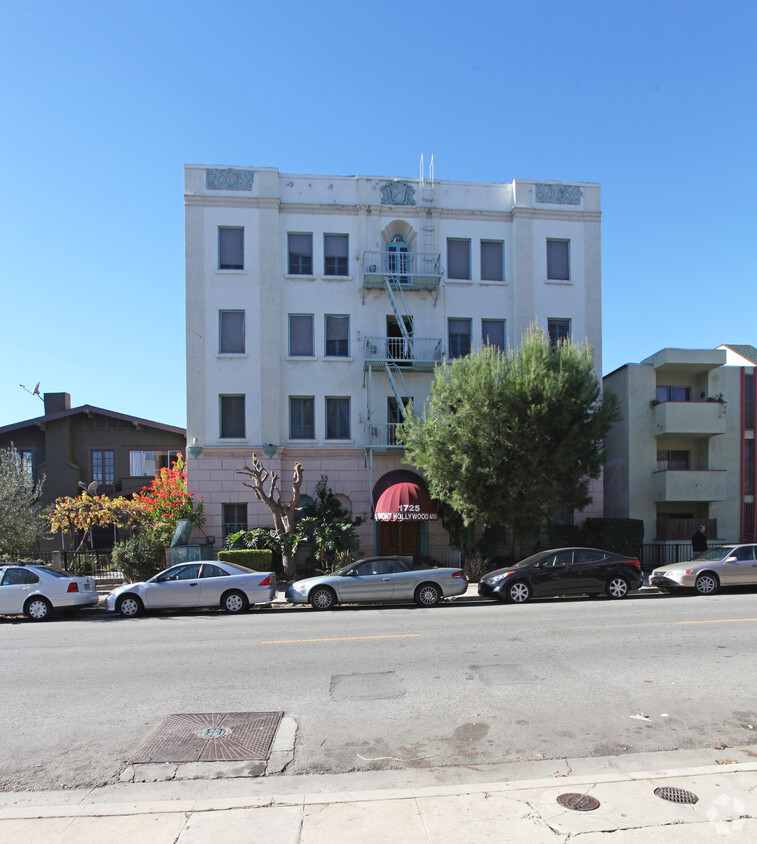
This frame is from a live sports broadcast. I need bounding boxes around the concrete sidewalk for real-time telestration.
[1,746,755,842]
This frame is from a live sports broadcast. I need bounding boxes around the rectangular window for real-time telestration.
[447,239,471,280]
[324,234,349,276]
[220,395,245,438]
[288,233,313,275]
[129,451,156,477]
[548,318,571,345]
[657,450,690,471]
[222,503,248,541]
[219,310,245,354]
[289,314,314,356]
[547,239,570,281]
[325,314,349,357]
[290,397,315,439]
[745,440,755,495]
[91,450,115,485]
[219,227,244,270]
[17,449,34,477]
[482,319,505,350]
[656,386,691,402]
[745,371,754,429]
[448,318,472,359]
[326,397,350,440]
[481,240,504,281]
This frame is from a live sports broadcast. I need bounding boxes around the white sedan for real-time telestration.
[0,564,99,621]
[105,561,276,617]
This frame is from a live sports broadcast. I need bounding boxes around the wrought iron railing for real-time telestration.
[362,251,442,290]
[364,336,444,365]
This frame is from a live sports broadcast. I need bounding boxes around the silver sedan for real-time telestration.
[0,564,99,620]
[105,561,276,617]
[650,543,757,595]
[285,556,467,609]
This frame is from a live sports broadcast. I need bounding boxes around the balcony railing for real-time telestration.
[362,251,442,291]
[652,469,726,502]
[365,423,404,450]
[653,400,726,437]
[364,337,444,371]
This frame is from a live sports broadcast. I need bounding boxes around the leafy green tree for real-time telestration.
[398,325,620,554]
[0,444,45,558]
[296,476,364,572]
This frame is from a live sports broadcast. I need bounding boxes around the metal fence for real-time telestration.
[638,543,696,570]
[33,550,123,579]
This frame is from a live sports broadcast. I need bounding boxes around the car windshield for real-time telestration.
[693,546,738,561]
[333,563,356,577]
[30,566,71,578]
[510,552,551,569]
[220,562,256,574]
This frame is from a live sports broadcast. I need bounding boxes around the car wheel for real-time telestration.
[24,597,53,621]
[504,581,531,604]
[222,590,249,614]
[606,576,630,599]
[116,594,143,617]
[695,573,719,595]
[415,582,441,607]
[310,586,336,610]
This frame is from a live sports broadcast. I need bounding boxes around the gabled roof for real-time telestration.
[0,405,186,437]
[718,344,757,365]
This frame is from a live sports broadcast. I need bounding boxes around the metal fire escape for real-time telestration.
[362,156,443,456]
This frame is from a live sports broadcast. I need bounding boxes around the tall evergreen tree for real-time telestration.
[0,445,45,557]
[398,325,620,552]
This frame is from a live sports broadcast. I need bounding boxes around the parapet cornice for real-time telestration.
[512,206,601,222]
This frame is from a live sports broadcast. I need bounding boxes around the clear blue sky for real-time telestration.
[2,0,755,429]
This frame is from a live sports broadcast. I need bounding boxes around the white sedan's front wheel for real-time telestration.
[695,573,719,595]
[117,595,143,617]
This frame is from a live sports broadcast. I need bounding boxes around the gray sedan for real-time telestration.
[285,556,467,609]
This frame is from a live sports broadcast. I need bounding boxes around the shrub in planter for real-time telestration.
[111,532,166,582]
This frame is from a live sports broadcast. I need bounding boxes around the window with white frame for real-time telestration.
[288,233,313,275]
[129,451,156,477]
[482,319,505,350]
[220,395,245,438]
[326,397,350,440]
[91,450,115,485]
[325,314,349,357]
[289,314,314,356]
[481,240,504,281]
[548,318,571,344]
[17,449,34,477]
[547,239,570,281]
[219,227,244,270]
[448,318,472,358]
[290,397,315,439]
[447,239,471,280]
[219,310,245,354]
[324,234,349,276]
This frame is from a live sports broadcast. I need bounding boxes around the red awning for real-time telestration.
[374,481,438,522]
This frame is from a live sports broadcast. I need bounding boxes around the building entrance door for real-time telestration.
[380,521,420,556]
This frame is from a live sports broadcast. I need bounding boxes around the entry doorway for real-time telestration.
[379,521,421,556]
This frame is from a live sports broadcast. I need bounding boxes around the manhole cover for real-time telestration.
[556,792,601,811]
[131,712,283,763]
[653,786,699,804]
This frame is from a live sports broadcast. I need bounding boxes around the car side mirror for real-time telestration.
[725,556,737,564]
[344,569,355,576]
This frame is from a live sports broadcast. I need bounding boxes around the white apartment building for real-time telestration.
[603,346,757,549]
[184,165,603,561]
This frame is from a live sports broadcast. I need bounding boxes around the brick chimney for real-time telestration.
[44,392,71,415]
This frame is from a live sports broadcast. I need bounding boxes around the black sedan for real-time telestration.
[478,547,643,604]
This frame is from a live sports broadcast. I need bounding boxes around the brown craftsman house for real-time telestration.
[0,393,186,512]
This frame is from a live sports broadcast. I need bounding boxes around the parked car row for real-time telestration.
[2,544,756,621]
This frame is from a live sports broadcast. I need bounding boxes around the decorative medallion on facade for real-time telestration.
[380,180,416,206]
[206,168,254,191]
[535,183,582,205]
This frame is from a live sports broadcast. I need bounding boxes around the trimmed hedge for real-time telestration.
[582,518,644,556]
[217,549,274,570]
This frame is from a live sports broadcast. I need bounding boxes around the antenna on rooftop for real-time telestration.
[20,382,43,401]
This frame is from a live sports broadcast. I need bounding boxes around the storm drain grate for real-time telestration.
[556,793,601,812]
[653,786,699,805]
[131,712,283,764]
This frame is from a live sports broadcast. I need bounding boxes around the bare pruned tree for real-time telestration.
[237,454,303,577]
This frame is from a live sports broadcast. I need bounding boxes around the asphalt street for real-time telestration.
[1,589,756,792]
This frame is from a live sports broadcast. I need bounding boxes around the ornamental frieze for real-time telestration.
[205,168,254,191]
[380,180,416,206]
[535,183,582,205]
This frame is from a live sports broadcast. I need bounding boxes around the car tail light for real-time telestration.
[627,559,641,568]
[452,570,465,578]
[259,575,272,586]
[67,582,79,593]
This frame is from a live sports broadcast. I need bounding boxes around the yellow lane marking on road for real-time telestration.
[678,618,757,624]
[261,634,421,644]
